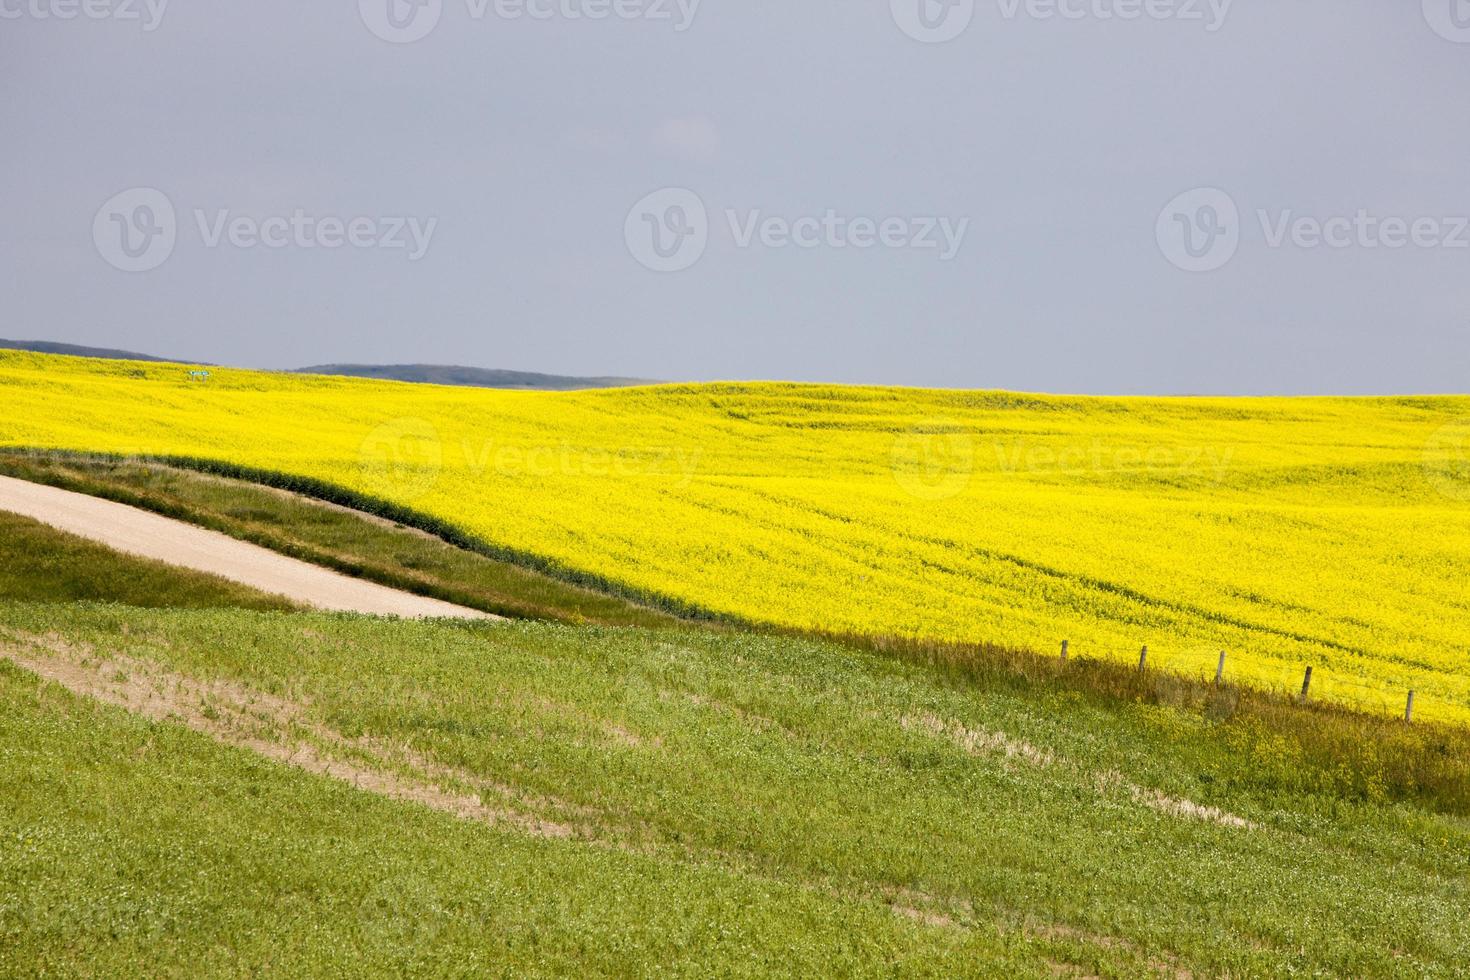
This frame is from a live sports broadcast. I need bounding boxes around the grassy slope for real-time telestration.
[0,666,1037,978]
[0,451,690,628]
[0,517,1034,975]
[1,603,1467,977]
[0,510,298,612]
[2,350,1467,721]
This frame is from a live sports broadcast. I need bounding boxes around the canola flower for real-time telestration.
[3,350,1469,722]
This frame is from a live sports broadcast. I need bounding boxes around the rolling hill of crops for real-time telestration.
[2,350,1468,721]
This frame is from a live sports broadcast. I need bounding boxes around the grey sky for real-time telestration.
[2,1,1468,394]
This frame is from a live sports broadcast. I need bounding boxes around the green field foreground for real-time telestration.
[0,653,1017,977]
[3,594,1468,976]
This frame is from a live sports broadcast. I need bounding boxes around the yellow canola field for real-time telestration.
[4,350,1469,721]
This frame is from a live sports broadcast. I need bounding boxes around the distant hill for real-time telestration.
[293,364,656,391]
[0,338,185,363]
[3,340,653,391]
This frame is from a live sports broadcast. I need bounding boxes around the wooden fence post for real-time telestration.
[1138,645,1148,672]
[1300,666,1313,702]
[1405,690,1415,724]
[1215,651,1226,687]
[1060,640,1069,664]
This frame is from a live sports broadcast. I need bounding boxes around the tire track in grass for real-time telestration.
[0,628,1210,976]
[897,711,1258,831]
[0,632,574,838]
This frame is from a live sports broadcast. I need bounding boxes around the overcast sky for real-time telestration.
[3,1,1468,393]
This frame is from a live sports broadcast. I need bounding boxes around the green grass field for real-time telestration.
[1,661,1038,978]
[0,510,298,612]
[1,499,1468,976]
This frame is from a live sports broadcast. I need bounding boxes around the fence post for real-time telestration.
[1138,645,1148,672]
[1300,666,1313,702]
[1060,640,1069,664]
[1215,651,1227,687]
[1406,690,1415,724]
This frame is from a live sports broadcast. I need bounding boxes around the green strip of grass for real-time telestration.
[0,511,299,612]
[824,629,1470,816]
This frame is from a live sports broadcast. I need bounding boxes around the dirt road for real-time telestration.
[0,474,493,619]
